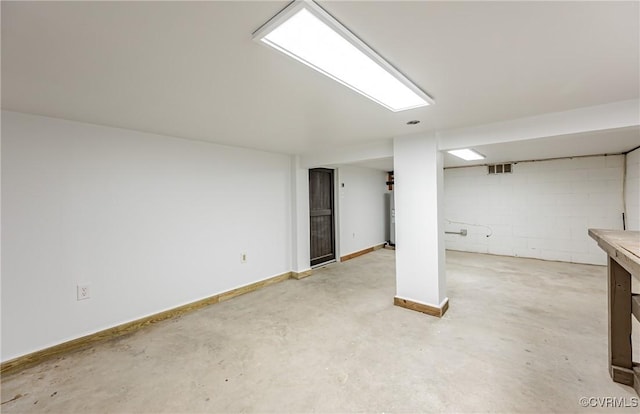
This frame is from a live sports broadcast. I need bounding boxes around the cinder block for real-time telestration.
[587,167,623,181]
[570,252,606,266]
[587,179,622,194]
[513,247,541,260]
[566,156,606,170]
[442,154,624,264]
[540,249,572,262]
[488,245,514,256]
[604,155,624,168]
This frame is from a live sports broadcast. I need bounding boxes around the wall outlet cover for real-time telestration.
[77,284,90,301]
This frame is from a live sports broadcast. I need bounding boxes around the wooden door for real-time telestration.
[309,168,335,267]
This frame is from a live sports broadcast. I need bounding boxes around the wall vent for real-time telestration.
[488,163,513,174]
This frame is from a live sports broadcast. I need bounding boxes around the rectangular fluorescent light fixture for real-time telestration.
[253,0,433,112]
[447,149,486,161]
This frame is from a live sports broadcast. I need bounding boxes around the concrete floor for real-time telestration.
[1,250,638,413]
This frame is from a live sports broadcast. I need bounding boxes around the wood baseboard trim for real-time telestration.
[340,243,386,262]
[219,272,291,302]
[291,269,313,280]
[0,271,292,376]
[394,297,449,318]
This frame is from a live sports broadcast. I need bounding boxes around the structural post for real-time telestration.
[290,155,312,279]
[393,134,448,317]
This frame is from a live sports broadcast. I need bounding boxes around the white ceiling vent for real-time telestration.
[488,163,513,174]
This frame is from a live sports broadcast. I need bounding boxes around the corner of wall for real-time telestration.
[624,147,640,231]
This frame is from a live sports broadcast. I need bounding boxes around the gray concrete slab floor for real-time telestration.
[1,250,638,413]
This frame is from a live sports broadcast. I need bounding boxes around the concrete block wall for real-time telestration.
[444,155,624,265]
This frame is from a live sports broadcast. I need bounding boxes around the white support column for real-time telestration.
[393,134,448,317]
[290,155,312,278]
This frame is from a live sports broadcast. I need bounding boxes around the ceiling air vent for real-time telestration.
[488,163,513,174]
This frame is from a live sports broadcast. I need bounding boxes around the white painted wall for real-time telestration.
[290,156,311,273]
[444,155,625,265]
[300,140,393,170]
[625,147,640,231]
[1,111,292,361]
[394,135,446,308]
[336,166,387,258]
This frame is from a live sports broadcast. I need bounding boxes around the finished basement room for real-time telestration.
[2,1,639,413]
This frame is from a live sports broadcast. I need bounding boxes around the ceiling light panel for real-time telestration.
[447,149,486,161]
[253,1,433,112]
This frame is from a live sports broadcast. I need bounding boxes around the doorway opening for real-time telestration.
[309,168,336,267]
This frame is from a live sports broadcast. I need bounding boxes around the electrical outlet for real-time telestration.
[77,284,90,301]
[241,253,247,263]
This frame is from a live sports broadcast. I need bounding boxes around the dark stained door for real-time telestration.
[309,168,335,267]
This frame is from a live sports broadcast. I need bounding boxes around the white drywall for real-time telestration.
[290,156,310,273]
[444,155,625,265]
[301,140,393,170]
[1,111,292,361]
[394,134,446,308]
[336,166,388,258]
[625,147,640,231]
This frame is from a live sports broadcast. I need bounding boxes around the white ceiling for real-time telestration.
[352,126,640,171]
[443,126,640,168]
[2,1,639,157]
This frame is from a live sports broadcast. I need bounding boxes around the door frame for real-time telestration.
[309,167,337,268]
